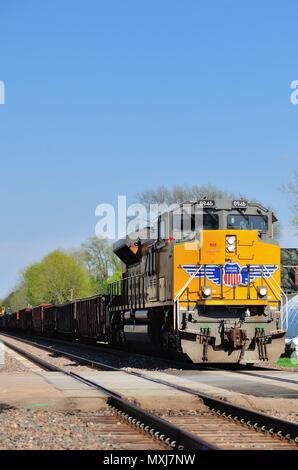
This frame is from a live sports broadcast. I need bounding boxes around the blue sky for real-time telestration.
[0,1,297,297]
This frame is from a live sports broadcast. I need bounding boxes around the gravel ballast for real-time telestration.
[0,350,29,373]
[0,408,113,450]
[0,408,161,450]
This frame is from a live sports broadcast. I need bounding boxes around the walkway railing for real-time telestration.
[109,274,146,311]
[263,265,288,331]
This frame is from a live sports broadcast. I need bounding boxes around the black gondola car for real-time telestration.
[76,295,109,342]
[56,302,76,338]
[0,315,7,330]
[43,305,57,336]
[32,304,49,335]
[8,312,19,331]
[18,308,33,332]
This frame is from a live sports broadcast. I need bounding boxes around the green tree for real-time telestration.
[24,250,93,305]
[2,281,29,312]
[72,237,122,293]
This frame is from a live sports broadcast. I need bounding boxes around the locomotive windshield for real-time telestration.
[189,213,219,230]
[171,212,219,236]
[227,214,268,232]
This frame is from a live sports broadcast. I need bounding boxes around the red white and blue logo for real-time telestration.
[181,263,278,288]
[223,263,242,287]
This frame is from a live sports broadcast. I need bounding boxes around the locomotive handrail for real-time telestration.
[262,265,288,331]
[109,273,146,311]
[174,265,203,332]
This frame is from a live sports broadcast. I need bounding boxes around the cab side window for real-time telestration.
[158,214,168,240]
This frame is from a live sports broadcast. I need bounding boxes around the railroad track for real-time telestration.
[2,331,298,395]
[0,334,216,451]
[0,331,203,369]
[44,334,298,385]
[4,331,296,378]
[1,333,298,450]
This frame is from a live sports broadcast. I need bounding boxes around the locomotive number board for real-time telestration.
[197,200,215,208]
[232,200,248,208]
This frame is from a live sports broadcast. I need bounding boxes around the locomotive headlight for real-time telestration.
[226,235,236,253]
[202,286,212,298]
[258,286,268,298]
[227,244,236,252]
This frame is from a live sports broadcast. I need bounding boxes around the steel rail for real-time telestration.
[221,368,298,386]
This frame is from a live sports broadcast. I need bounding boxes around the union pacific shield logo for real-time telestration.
[181,263,278,287]
[223,263,241,287]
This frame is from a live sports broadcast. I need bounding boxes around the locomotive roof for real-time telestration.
[165,198,277,221]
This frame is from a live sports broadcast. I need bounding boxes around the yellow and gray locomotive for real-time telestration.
[110,199,286,363]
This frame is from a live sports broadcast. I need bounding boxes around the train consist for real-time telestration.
[0,199,288,364]
[0,297,109,343]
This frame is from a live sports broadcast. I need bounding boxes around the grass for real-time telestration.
[276,357,298,368]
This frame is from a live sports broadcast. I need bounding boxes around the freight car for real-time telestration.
[7,311,19,331]
[76,295,109,342]
[18,308,33,332]
[0,313,7,330]
[0,296,110,343]
[43,305,58,336]
[32,304,49,335]
[0,199,289,364]
[47,295,109,341]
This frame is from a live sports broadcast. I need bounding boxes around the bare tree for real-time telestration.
[284,170,298,228]
[137,184,238,208]
[80,237,120,279]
